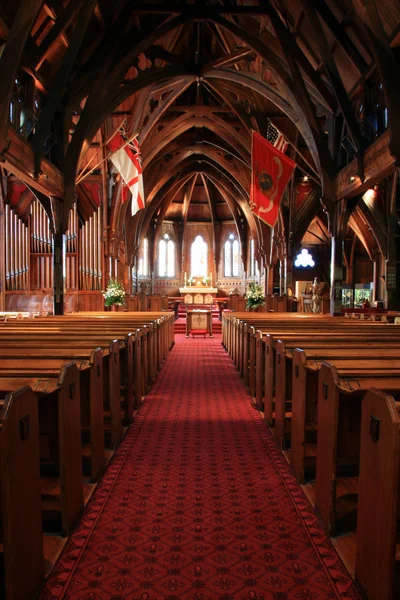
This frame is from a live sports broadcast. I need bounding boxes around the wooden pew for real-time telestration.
[0,327,143,428]
[0,363,84,536]
[0,386,44,600]
[0,333,125,450]
[275,342,400,451]
[289,346,400,484]
[315,362,400,536]
[355,388,400,600]
[257,328,400,426]
[0,347,105,483]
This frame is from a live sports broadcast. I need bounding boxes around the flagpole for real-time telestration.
[284,138,320,184]
[76,122,138,184]
[76,117,127,181]
[266,120,321,183]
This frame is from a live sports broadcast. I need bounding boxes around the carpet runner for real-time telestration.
[41,334,362,600]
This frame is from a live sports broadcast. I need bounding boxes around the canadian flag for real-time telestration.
[108,133,145,216]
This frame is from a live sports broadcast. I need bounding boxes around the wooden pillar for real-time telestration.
[265,264,274,296]
[53,232,66,315]
[372,253,380,304]
[330,235,344,316]
[385,259,396,310]
[279,256,292,295]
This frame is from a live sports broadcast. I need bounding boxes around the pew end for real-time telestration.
[291,349,316,484]
[40,362,84,536]
[316,363,362,537]
[0,386,44,600]
[356,389,400,600]
[264,334,275,426]
[274,340,292,450]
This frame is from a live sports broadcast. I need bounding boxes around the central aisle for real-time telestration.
[42,335,362,600]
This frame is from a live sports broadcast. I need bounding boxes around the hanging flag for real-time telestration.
[250,130,296,228]
[108,132,145,216]
[266,118,289,153]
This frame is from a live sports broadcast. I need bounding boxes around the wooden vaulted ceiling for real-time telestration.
[1,0,400,258]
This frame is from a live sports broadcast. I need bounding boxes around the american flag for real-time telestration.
[266,119,289,154]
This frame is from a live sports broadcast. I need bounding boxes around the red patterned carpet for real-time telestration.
[41,334,363,600]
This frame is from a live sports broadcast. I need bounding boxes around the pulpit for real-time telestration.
[186,309,213,338]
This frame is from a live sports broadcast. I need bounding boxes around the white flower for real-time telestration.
[102,279,126,306]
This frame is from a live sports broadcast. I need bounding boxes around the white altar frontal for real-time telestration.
[179,287,218,304]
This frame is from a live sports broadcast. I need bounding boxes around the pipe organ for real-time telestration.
[5,205,29,291]
[30,200,53,290]
[66,203,78,290]
[4,198,103,305]
[78,208,103,291]
[27,199,79,291]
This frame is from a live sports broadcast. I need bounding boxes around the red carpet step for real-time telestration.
[174,316,222,334]
[41,334,362,600]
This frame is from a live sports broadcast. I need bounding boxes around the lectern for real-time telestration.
[186,307,213,338]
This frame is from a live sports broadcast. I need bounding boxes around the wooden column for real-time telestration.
[330,235,344,316]
[0,173,5,311]
[53,232,66,315]
[372,252,380,304]
[385,258,396,310]
[265,264,274,295]
[279,256,292,295]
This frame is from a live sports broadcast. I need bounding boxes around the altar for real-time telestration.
[179,287,218,304]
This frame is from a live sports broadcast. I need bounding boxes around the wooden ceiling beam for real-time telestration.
[351,0,400,167]
[237,14,336,112]
[299,0,366,181]
[204,47,253,70]
[313,0,368,74]
[32,0,83,71]
[31,0,97,173]
[1,125,64,198]
[0,0,44,156]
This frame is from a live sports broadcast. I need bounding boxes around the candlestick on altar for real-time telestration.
[184,272,187,286]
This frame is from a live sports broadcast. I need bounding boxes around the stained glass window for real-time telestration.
[138,237,148,276]
[191,235,208,277]
[224,233,240,277]
[159,233,175,277]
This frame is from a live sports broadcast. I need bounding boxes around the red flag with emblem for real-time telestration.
[250,130,295,228]
[108,132,145,216]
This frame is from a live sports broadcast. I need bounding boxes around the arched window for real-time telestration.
[249,239,260,278]
[138,237,148,276]
[224,233,240,277]
[190,235,208,277]
[158,233,175,277]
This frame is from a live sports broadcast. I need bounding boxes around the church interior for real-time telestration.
[0,1,400,599]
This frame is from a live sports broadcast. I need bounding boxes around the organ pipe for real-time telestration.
[78,207,102,291]
[5,205,29,291]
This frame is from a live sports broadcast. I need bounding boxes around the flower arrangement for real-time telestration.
[103,279,126,307]
[187,275,195,286]
[245,282,265,310]
[202,275,211,286]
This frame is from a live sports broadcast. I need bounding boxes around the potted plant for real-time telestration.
[103,278,126,310]
[245,282,265,311]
